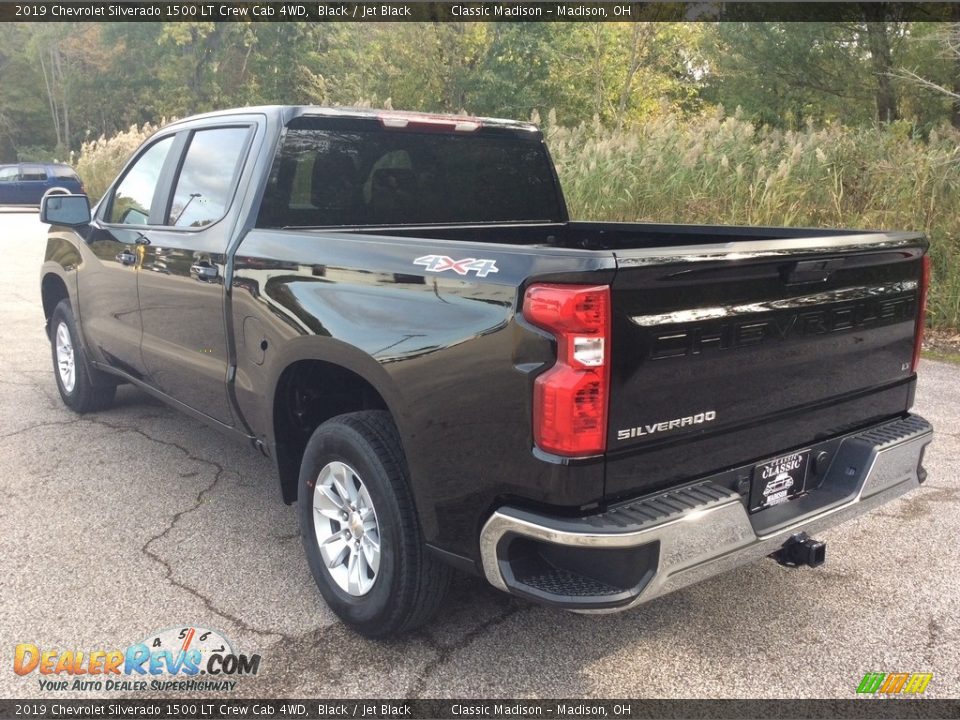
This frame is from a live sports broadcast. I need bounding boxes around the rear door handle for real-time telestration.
[190,263,219,281]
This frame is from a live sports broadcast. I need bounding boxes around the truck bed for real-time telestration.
[320,219,906,252]
[239,218,924,515]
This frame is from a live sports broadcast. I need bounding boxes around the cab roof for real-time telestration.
[165,105,540,134]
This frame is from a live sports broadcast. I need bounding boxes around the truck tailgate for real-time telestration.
[605,234,926,501]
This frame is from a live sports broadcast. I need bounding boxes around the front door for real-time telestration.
[0,166,21,203]
[80,135,177,379]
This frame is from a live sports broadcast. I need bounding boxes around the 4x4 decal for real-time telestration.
[413,255,499,278]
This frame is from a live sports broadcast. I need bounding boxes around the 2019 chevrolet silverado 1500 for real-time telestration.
[39,106,933,637]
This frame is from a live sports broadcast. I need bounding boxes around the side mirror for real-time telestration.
[40,193,91,227]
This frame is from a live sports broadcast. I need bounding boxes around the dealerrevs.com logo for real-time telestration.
[13,626,261,693]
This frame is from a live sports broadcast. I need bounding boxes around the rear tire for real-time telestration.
[298,410,451,637]
[50,300,116,413]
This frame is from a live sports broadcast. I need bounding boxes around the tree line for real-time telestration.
[2,20,960,161]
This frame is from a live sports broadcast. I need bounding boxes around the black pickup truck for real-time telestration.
[39,106,933,637]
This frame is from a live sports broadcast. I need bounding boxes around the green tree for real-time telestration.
[895,19,960,129]
[704,21,910,127]
[0,24,55,159]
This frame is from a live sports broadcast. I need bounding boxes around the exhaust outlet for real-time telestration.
[771,532,826,568]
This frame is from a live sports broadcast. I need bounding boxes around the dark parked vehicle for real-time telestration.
[38,107,933,636]
[0,162,84,205]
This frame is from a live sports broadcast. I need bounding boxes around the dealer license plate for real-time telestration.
[749,449,810,513]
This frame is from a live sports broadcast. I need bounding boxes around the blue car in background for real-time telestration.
[0,163,84,205]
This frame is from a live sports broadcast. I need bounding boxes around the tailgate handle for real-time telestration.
[782,258,843,285]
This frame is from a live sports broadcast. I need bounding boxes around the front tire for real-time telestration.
[50,300,116,413]
[298,410,451,637]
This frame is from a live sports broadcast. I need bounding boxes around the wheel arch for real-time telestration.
[266,338,408,505]
[41,271,71,337]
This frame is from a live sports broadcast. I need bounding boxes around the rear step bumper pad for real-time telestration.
[479,414,933,612]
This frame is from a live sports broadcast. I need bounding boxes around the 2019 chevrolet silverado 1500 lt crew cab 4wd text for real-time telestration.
[39,106,933,637]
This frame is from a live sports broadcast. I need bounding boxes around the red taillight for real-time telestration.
[524,284,610,456]
[911,254,931,373]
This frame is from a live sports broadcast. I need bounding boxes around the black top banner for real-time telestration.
[1,1,959,23]
[2,699,960,720]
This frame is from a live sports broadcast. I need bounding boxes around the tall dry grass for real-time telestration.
[74,121,173,201]
[548,108,960,330]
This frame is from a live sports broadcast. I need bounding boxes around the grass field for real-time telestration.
[549,108,960,331]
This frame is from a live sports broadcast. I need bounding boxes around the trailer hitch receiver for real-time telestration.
[771,532,826,568]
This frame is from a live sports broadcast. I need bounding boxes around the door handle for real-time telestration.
[190,263,219,281]
[116,250,137,266]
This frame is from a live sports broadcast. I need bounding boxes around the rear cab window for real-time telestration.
[257,116,563,229]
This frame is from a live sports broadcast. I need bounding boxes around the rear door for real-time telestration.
[17,163,49,204]
[137,123,255,426]
[605,237,926,500]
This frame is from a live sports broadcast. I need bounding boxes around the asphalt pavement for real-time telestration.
[1,208,958,699]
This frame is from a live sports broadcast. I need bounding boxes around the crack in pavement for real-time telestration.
[920,484,960,494]
[0,367,69,410]
[925,615,944,657]
[272,531,300,543]
[406,600,525,698]
[0,378,43,388]
[0,419,81,441]
[0,402,303,644]
[11,369,54,376]
[75,416,293,644]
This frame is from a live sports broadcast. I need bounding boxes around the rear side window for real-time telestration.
[51,166,79,180]
[0,167,17,183]
[167,127,250,228]
[108,136,175,225]
[20,164,47,181]
[258,120,562,228]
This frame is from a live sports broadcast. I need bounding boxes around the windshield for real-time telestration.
[258,118,563,228]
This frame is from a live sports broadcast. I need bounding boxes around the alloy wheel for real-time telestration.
[312,460,382,596]
[55,321,76,393]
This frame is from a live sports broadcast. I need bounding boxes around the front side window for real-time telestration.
[167,127,249,228]
[108,136,175,225]
[0,167,17,183]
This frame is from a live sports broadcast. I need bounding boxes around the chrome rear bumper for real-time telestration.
[479,415,933,612]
